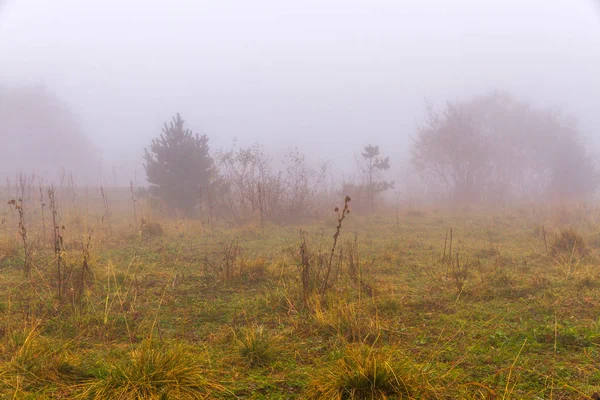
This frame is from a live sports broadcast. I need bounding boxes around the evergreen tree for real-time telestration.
[361,144,394,211]
[144,113,214,217]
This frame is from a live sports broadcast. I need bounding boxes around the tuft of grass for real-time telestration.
[87,340,219,399]
[313,299,381,344]
[550,228,587,259]
[0,325,89,396]
[308,344,418,399]
[237,325,273,367]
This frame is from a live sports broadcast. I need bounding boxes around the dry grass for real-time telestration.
[86,340,219,400]
[307,344,420,399]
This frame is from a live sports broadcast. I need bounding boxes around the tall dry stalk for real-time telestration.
[320,196,351,297]
[73,230,93,308]
[542,225,549,256]
[38,177,47,244]
[207,187,215,232]
[8,198,33,278]
[68,172,79,223]
[101,186,113,236]
[258,183,264,231]
[49,186,63,300]
[130,181,138,233]
[300,231,310,307]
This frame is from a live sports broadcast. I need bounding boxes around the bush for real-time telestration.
[141,218,164,237]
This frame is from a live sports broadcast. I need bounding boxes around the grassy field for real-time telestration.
[1,188,600,399]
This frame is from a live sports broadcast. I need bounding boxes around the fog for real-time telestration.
[1,0,599,189]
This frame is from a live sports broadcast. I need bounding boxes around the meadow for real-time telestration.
[1,186,600,399]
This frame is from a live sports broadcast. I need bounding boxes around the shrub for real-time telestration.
[141,218,164,237]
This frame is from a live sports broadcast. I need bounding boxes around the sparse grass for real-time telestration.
[2,189,600,398]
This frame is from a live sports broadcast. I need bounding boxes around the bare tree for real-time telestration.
[0,85,100,181]
[412,91,598,203]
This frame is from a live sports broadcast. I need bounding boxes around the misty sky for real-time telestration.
[1,0,599,182]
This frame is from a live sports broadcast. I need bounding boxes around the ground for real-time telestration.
[1,189,600,399]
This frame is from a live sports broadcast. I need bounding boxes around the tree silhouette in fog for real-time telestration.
[412,91,598,202]
[0,85,99,181]
[361,145,394,211]
[144,113,215,217]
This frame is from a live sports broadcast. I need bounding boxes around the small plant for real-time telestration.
[140,217,164,237]
[313,299,380,343]
[7,197,35,278]
[237,325,273,367]
[449,252,469,297]
[88,340,218,399]
[222,239,239,280]
[550,228,587,259]
[308,344,417,399]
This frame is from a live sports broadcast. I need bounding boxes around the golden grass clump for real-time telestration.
[313,300,381,344]
[237,325,274,367]
[87,340,220,399]
[0,326,88,396]
[308,344,418,399]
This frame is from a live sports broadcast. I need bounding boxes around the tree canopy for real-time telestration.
[412,92,598,202]
[0,85,99,181]
[144,113,215,217]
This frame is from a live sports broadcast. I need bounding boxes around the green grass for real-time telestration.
[2,190,600,398]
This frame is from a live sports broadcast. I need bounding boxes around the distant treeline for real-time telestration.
[1,86,597,221]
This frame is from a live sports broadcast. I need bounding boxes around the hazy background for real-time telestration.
[0,0,599,185]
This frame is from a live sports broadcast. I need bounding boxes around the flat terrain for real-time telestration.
[1,189,600,399]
